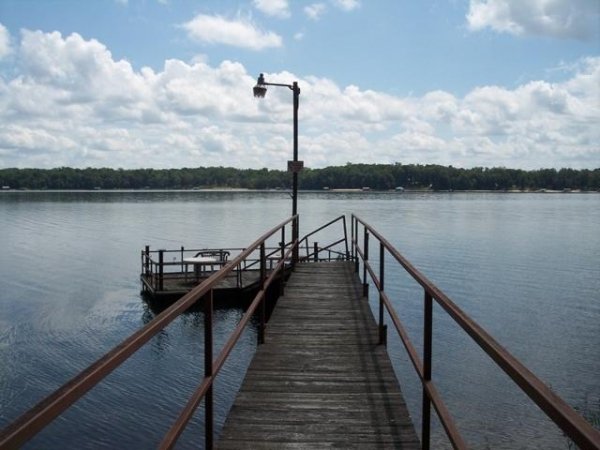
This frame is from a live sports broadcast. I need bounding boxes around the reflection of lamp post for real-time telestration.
[253,73,302,263]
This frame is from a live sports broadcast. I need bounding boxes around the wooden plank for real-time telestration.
[216,261,420,449]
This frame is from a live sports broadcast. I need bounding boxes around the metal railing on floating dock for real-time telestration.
[140,245,281,297]
[140,215,351,299]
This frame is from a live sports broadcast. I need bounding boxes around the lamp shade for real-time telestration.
[253,85,267,98]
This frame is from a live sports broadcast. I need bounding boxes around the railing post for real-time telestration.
[342,215,349,260]
[204,289,214,450]
[292,215,299,267]
[313,242,318,262]
[258,243,266,345]
[354,218,359,273]
[379,242,387,346]
[363,228,369,298]
[144,245,150,276]
[280,227,286,296]
[180,246,184,273]
[422,291,433,450]
[158,249,164,291]
[281,227,285,262]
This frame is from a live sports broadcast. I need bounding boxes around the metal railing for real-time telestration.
[141,245,287,292]
[298,214,350,262]
[351,214,600,450]
[0,216,299,450]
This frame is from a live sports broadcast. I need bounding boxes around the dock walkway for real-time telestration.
[217,261,420,449]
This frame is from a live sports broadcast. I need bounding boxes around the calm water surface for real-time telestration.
[0,191,598,449]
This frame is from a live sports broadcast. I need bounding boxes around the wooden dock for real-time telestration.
[217,261,420,449]
[140,270,264,298]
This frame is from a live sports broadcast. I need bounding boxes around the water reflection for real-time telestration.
[0,191,598,449]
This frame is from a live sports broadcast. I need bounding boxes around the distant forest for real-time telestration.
[1,164,599,191]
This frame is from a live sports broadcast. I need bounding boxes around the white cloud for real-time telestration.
[305,3,327,20]
[0,29,598,170]
[467,0,600,40]
[0,23,11,59]
[253,0,291,19]
[304,1,359,22]
[332,0,360,12]
[181,14,282,50]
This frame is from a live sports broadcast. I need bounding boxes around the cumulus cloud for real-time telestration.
[0,23,11,59]
[181,14,282,50]
[253,0,291,18]
[332,0,361,12]
[0,29,598,170]
[467,0,600,40]
[304,3,327,20]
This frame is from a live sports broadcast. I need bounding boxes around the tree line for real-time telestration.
[0,164,598,191]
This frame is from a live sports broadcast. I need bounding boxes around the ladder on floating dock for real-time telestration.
[217,261,420,449]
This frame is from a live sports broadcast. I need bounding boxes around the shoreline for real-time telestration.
[0,188,598,194]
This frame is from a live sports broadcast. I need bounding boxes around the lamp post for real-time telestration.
[253,73,302,264]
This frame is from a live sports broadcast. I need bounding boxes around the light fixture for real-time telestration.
[253,72,302,263]
[253,73,267,98]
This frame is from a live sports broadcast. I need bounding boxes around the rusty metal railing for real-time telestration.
[298,214,350,262]
[351,214,600,450]
[140,245,287,292]
[0,216,299,450]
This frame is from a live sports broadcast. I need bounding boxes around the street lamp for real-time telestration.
[253,73,302,263]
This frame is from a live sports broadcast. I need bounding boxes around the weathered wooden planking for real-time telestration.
[141,271,262,298]
[217,261,420,449]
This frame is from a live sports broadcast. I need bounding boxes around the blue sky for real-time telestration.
[0,0,598,169]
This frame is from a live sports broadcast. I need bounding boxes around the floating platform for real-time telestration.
[140,269,264,299]
[139,245,291,305]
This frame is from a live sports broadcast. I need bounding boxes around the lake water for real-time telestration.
[0,191,598,449]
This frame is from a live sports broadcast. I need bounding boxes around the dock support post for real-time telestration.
[281,227,286,262]
[354,218,359,273]
[314,242,318,262]
[144,245,150,276]
[379,242,387,346]
[280,228,286,296]
[204,290,214,450]
[292,216,299,267]
[343,215,350,260]
[422,291,433,450]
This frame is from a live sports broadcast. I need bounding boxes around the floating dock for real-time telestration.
[139,246,288,302]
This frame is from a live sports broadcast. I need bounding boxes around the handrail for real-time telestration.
[159,238,295,449]
[351,214,600,450]
[0,215,299,450]
[141,245,287,293]
[298,215,349,261]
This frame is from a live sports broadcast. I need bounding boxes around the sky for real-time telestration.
[0,0,598,170]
